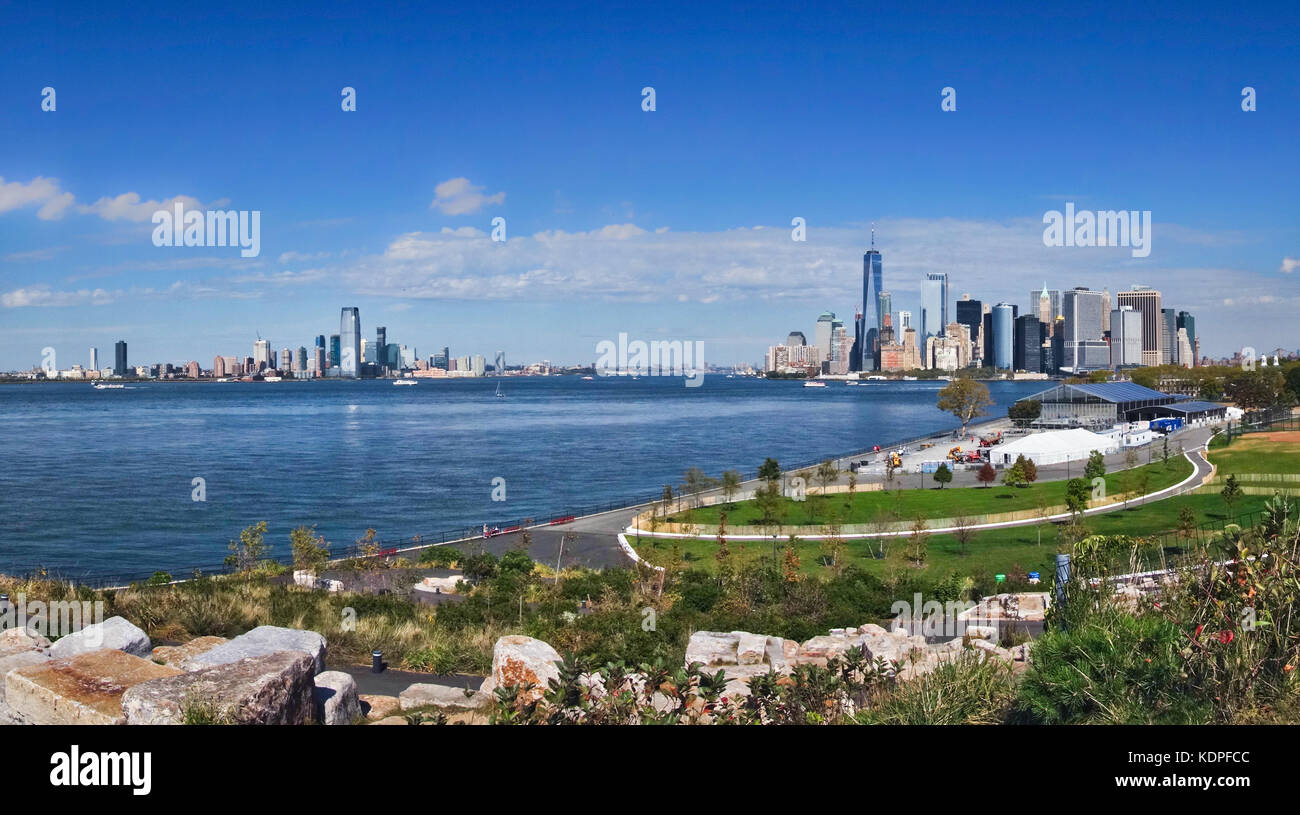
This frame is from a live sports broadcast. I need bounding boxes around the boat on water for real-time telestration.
[393,379,417,386]
[845,381,859,386]
[494,381,505,398]
[93,383,125,389]
[262,376,282,382]
[803,381,827,388]
[581,375,594,380]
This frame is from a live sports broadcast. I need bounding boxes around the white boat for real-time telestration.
[581,375,594,380]
[803,381,827,388]
[845,381,859,386]
[93,383,125,389]
[393,379,417,386]
[262,376,282,382]
[494,381,505,398]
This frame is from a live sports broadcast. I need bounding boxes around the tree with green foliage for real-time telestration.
[1065,478,1090,516]
[1221,474,1243,517]
[1002,458,1026,488]
[815,459,839,499]
[1225,369,1286,411]
[758,457,782,483]
[1008,399,1041,427]
[225,521,270,572]
[1177,505,1198,545]
[1084,450,1107,481]
[936,378,994,436]
[720,470,741,507]
[289,525,330,574]
[933,462,952,489]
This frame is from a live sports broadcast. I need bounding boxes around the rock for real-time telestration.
[6,649,182,725]
[965,625,999,642]
[0,651,51,701]
[856,632,909,664]
[0,699,32,725]
[971,639,1014,661]
[122,651,317,725]
[48,616,151,660]
[313,671,362,725]
[359,694,401,721]
[151,636,227,670]
[477,635,562,703]
[735,632,767,665]
[764,637,796,672]
[0,627,51,657]
[858,623,890,637]
[399,682,488,710]
[188,626,327,674]
[798,635,852,667]
[372,715,408,725]
[685,631,740,667]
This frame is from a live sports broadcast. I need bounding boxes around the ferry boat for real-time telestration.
[393,379,417,386]
[262,376,282,382]
[93,383,125,389]
[581,375,594,380]
[803,380,827,388]
[845,381,859,386]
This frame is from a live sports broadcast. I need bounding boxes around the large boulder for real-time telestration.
[313,671,362,725]
[5,649,182,725]
[151,636,227,670]
[122,651,317,725]
[478,635,562,703]
[0,627,51,657]
[48,616,151,660]
[399,682,489,710]
[188,626,327,674]
[0,651,51,702]
[359,694,401,721]
[685,631,740,667]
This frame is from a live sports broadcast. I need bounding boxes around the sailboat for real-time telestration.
[494,380,505,398]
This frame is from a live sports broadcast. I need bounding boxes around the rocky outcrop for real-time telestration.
[313,671,362,725]
[685,631,798,679]
[0,651,50,702]
[360,693,401,721]
[47,616,151,660]
[477,635,562,703]
[188,626,327,674]
[6,649,183,725]
[0,627,52,657]
[122,651,317,725]
[151,636,228,670]
[399,682,489,710]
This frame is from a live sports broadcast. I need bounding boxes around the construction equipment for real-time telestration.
[979,431,1003,447]
[889,451,903,469]
[947,446,963,461]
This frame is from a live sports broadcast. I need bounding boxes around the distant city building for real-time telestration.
[1116,286,1162,367]
[858,244,883,372]
[1014,314,1044,373]
[991,303,1015,369]
[1062,287,1109,372]
[89,347,98,372]
[340,307,362,378]
[114,341,128,376]
[1032,285,1061,334]
[955,297,983,367]
[786,331,807,347]
[1110,306,1144,368]
[328,335,340,370]
[494,350,506,375]
[1176,312,1197,368]
[920,272,949,344]
[814,312,836,364]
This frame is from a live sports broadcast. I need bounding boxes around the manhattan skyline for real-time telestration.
[2,1,1297,369]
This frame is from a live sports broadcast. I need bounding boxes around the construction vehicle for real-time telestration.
[889,451,903,469]
[979,431,1003,447]
[947,446,963,461]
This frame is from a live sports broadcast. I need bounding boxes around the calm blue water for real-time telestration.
[0,377,1046,578]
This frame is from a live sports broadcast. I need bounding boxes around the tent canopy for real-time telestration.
[991,428,1116,466]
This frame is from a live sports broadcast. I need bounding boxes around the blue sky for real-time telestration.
[1,0,1297,369]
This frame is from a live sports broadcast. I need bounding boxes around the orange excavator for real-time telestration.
[889,451,903,468]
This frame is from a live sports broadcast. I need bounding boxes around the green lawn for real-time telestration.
[664,456,1193,527]
[632,491,1272,580]
[1208,435,1300,476]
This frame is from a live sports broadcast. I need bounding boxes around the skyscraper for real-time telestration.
[1063,288,1109,371]
[1176,311,1197,368]
[859,242,883,372]
[254,339,272,371]
[1161,308,1178,365]
[991,303,1015,369]
[340,307,361,378]
[1014,314,1043,373]
[814,312,836,364]
[1115,286,1162,367]
[89,347,98,372]
[1110,306,1143,368]
[113,341,127,376]
[328,335,340,370]
[955,297,983,366]
[920,272,949,343]
[494,351,506,375]
[1032,285,1061,334]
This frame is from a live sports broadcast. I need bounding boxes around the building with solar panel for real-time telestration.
[1027,381,1227,429]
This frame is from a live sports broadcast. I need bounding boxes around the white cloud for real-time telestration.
[0,176,74,220]
[78,192,204,223]
[430,177,505,215]
[1281,257,1298,274]
[1,286,117,307]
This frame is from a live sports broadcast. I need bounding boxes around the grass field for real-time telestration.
[633,491,1273,580]
[663,456,1194,527]
[1208,432,1300,476]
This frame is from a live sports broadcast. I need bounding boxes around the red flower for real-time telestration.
[1193,624,1204,640]
[1217,631,1234,645]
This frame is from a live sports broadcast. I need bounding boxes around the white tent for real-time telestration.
[990,428,1118,467]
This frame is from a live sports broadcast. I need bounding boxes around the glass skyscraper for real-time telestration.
[920,272,949,342]
[340,307,361,378]
[992,303,1014,369]
[857,248,883,371]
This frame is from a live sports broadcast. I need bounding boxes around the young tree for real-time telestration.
[226,521,270,572]
[1221,474,1243,517]
[1084,449,1107,481]
[1021,456,1038,484]
[1003,458,1027,488]
[952,514,977,556]
[758,457,782,483]
[976,462,997,488]
[289,525,329,574]
[907,515,930,567]
[753,480,785,537]
[1161,435,1170,465]
[847,471,857,507]
[933,462,953,489]
[1176,505,1198,545]
[936,378,994,436]
[720,470,741,507]
[816,459,839,500]
[1065,478,1090,516]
